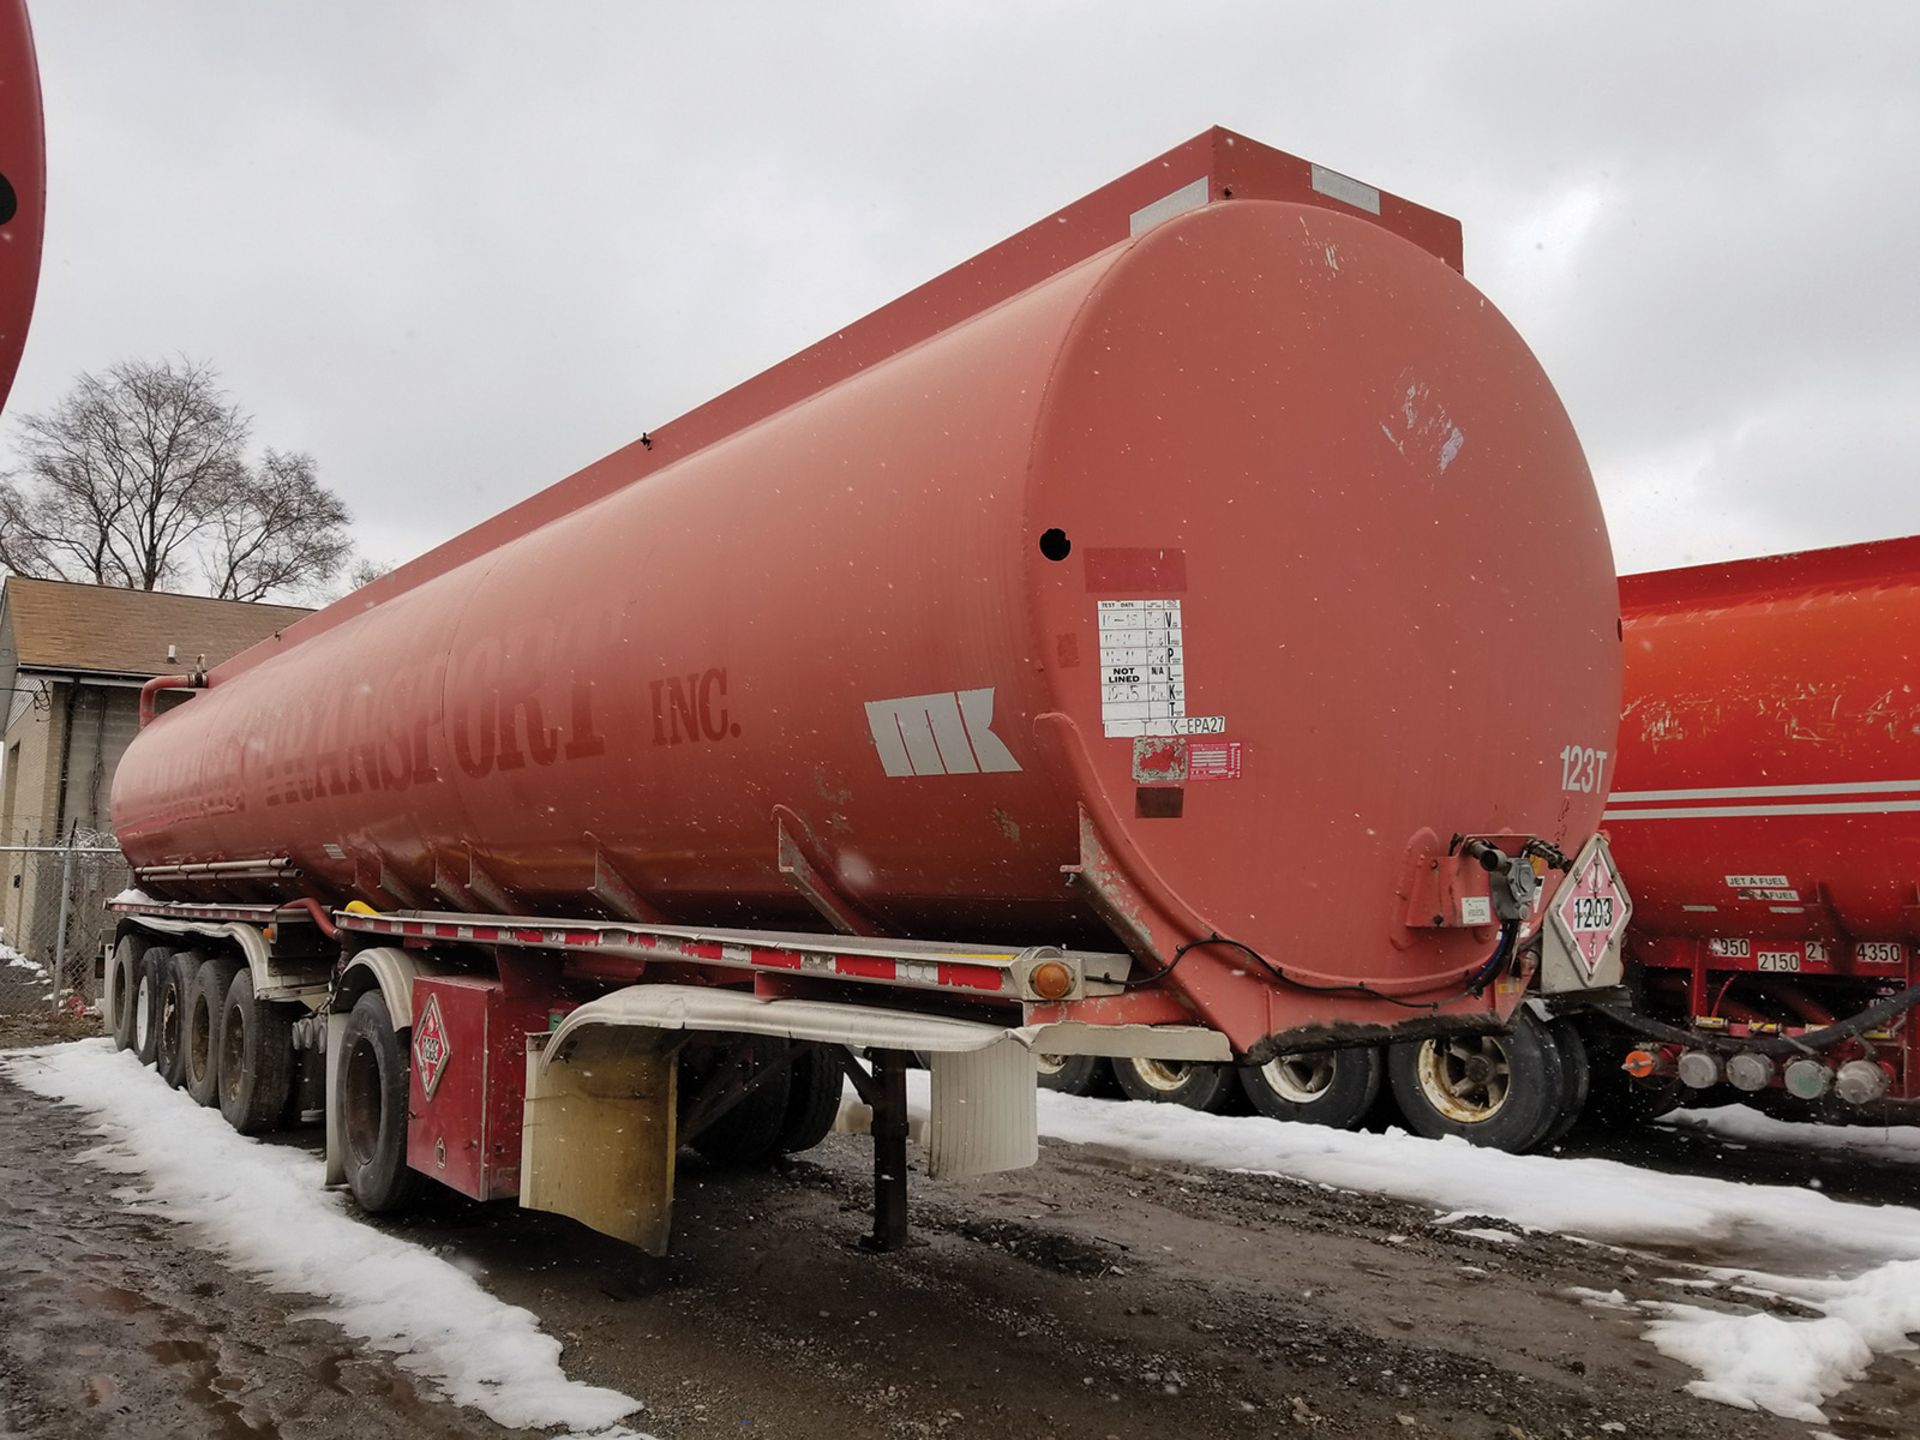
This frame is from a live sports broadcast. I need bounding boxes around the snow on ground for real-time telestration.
[2,942,49,978]
[846,1072,1920,1424]
[1,1040,653,1440]
[1664,1102,1920,1164]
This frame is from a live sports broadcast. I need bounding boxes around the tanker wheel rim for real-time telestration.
[341,1033,385,1171]
[1415,1035,1513,1123]
[220,1010,247,1103]
[134,975,152,1053]
[1131,1057,1192,1093]
[159,987,182,1047]
[187,999,212,1079]
[1035,1053,1068,1078]
[1260,1052,1336,1104]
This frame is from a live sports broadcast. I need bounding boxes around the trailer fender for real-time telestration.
[542,984,1039,1182]
[325,947,440,1188]
[114,914,320,1005]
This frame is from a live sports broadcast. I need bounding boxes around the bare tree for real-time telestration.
[345,556,391,590]
[0,358,353,601]
[205,450,352,601]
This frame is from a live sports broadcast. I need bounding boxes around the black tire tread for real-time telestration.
[155,950,199,1089]
[337,990,419,1214]
[692,1058,793,1165]
[185,955,242,1108]
[219,968,294,1135]
[134,949,170,1067]
[777,1044,844,1155]
[1386,1011,1564,1152]
[108,936,144,1051]
[1237,1046,1383,1128]
[1111,1056,1236,1112]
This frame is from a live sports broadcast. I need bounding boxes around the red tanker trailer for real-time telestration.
[1596,535,1920,1119]
[100,128,1624,1251]
[0,0,45,412]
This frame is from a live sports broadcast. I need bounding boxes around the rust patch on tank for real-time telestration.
[1132,736,1189,784]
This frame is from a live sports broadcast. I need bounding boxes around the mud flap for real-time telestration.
[925,1041,1038,1180]
[323,1010,348,1188]
[519,1031,678,1254]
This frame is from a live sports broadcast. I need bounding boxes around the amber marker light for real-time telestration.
[1028,959,1076,1001]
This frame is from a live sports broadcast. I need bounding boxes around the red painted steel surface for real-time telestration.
[113,145,1617,1054]
[0,0,44,413]
[406,976,549,1201]
[213,129,1462,682]
[1609,536,1920,945]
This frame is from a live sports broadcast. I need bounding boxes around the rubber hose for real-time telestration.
[1592,982,1920,1057]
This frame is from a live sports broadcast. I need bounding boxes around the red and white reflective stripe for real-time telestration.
[332,911,1015,997]
[1605,779,1920,821]
[110,900,299,925]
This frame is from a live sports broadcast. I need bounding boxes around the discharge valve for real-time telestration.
[1461,838,1539,923]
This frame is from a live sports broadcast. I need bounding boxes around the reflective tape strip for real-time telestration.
[1309,164,1380,215]
[329,911,1017,997]
[1604,799,1920,820]
[1128,177,1209,237]
[1610,779,1920,802]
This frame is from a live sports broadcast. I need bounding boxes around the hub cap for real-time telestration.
[1414,1035,1513,1123]
[1260,1051,1336,1103]
[1131,1057,1192,1093]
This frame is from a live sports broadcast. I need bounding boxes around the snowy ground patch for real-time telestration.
[1664,1102,1920,1164]
[847,1072,1920,1423]
[1,1039,653,1439]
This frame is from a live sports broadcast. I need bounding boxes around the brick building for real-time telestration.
[0,579,309,991]
[0,577,310,844]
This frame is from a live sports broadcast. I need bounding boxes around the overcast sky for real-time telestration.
[10,2,1918,584]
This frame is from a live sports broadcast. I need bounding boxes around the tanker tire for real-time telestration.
[777,1044,844,1155]
[1237,1046,1382,1129]
[108,937,144,1051]
[185,955,242,1108]
[154,950,200,1089]
[1036,1053,1109,1097]
[337,990,419,1214]
[1387,1010,1564,1152]
[691,1060,793,1166]
[1111,1056,1236,1112]
[1534,1017,1592,1150]
[218,968,294,1136]
[134,949,170,1067]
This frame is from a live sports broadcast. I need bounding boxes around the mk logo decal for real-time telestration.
[864,687,1021,777]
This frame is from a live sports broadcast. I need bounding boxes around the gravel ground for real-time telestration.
[3,1029,1917,1440]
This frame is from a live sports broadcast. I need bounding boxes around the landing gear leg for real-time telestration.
[840,1047,911,1252]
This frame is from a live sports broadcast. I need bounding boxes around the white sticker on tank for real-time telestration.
[1097,599,1225,739]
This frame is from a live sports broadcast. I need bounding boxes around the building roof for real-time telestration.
[0,576,312,679]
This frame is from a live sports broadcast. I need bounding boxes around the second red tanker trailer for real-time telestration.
[1596,535,1920,1122]
[97,128,1626,1251]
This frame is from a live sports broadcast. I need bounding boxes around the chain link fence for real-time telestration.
[0,828,131,1016]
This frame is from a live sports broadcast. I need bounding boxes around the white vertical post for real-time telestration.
[51,832,74,1013]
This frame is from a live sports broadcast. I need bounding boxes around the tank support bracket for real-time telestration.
[776,808,882,937]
